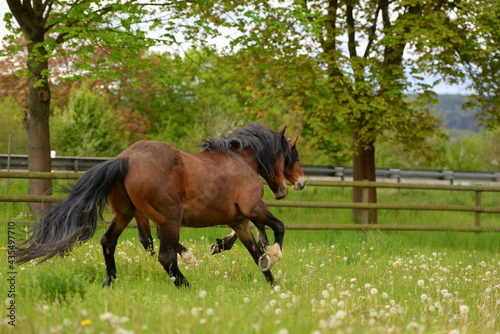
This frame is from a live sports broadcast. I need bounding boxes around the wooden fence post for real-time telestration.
[475,190,482,227]
[362,181,369,225]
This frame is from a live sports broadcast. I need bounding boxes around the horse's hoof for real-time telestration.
[210,243,220,255]
[102,277,113,288]
[180,249,197,265]
[258,254,272,272]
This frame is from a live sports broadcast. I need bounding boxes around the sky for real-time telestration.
[0,4,470,95]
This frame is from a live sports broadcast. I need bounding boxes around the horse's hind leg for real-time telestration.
[135,213,155,255]
[101,211,134,287]
[154,218,189,288]
[232,221,275,285]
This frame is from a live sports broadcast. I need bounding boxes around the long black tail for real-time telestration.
[16,158,129,263]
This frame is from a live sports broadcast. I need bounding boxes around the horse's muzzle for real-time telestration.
[273,185,289,199]
[293,176,307,191]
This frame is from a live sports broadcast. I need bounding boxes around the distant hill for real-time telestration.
[431,95,479,132]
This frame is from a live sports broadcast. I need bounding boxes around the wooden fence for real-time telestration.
[1,171,500,232]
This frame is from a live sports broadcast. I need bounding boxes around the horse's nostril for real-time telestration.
[294,177,307,190]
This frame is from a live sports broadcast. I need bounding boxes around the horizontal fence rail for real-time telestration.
[2,154,500,184]
[1,172,499,232]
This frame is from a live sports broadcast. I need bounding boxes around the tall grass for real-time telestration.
[1,227,499,333]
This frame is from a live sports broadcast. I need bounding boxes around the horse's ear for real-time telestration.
[278,126,287,137]
[289,136,298,149]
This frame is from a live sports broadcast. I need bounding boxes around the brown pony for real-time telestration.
[135,136,306,261]
[16,124,306,287]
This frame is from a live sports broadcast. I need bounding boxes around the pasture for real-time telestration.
[2,226,500,333]
[1,178,500,333]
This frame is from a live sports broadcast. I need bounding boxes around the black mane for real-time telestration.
[202,124,293,180]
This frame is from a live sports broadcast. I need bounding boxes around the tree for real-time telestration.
[200,0,499,223]
[2,0,214,213]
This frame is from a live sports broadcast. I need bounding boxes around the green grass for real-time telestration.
[1,177,499,332]
[1,226,499,333]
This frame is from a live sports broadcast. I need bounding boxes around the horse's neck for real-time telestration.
[236,149,260,174]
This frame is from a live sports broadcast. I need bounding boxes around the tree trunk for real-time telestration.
[23,36,52,215]
[352,131,377,224]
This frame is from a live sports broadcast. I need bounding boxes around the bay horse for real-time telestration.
[16,124,306,287]
[134,136,306,261]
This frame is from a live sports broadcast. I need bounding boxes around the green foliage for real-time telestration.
[116,49,257,151]
[0,96,27,154]
[193,0,500,168]
[51,83,125,157]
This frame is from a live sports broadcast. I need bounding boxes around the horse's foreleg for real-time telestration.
[232,222,275,285]
[178,244,196,265]
[251,209,285,272]
[101,212,133,287]
[253,222,270,251]
[210,231,238,255]
[210,222,269,255]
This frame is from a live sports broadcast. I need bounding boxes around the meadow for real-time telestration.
[1,178,500,333]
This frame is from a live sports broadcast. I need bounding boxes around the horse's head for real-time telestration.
[284,136,307,191]
[206,123,306,200]
[267,127,306,199]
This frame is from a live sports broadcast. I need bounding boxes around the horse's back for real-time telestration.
[119,140,182,169]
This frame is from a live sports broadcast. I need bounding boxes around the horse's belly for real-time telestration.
[181,206,241,227]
